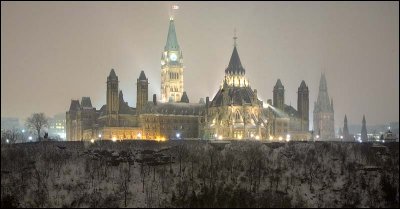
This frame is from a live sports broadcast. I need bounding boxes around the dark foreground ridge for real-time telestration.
[1,141,399,208]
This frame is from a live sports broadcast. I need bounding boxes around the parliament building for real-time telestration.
[66,17,312,141]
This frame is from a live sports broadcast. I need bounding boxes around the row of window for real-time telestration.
[144,118,196,123]
[169,72,180,80]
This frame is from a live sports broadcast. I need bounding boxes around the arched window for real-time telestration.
[235,111,241,120]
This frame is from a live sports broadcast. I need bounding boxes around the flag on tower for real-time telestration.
[172,5,179,10]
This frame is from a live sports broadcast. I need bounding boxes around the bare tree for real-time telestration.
[1,128,23,144]
[26,113,48,142]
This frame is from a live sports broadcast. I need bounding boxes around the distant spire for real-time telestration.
[315,72,332,112]
[109,68,117,78]
[138,70,147,81]
[343,114,349,140]
[274,79,284,89]
[108,68,118,81]
[119,90,124,102]
[361,115,368,141]
[319,72,327,91]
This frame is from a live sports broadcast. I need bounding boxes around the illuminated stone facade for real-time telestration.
[203,40,268,140]
[66,17,311,141]
[161,18,184,103]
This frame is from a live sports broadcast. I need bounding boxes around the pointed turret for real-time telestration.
[106,68,119,115]
[275,79,284,89]
[297,80,309,131]
[299,80,307,89]
[164,18,180,51]
[319,72,327,91]
[119,90,124,102]
[180,91,189,103]
[108,68,118,80]
[315,73,332,112]
[361,115,368,141]
[138,70,147,81]
[81,97,92,109]
[273,79,285,110]
[343,114,350,140]
[137,70,148,113]
[225,45,245,75]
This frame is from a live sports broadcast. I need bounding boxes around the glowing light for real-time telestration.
[28,136,32,141]
[278,136,283,141]
[340,136,343,139]
[112,137,117,142]
[98,134,102,138]
[357,137,362,143]
[90,139,95,143]
[172,5,179,10]
[176,133,180,138]
[6,139,9,143]
[286,134,291,142]
[22,129,25,133]
[214,134,218,138]
[137,133,142,139]
[218,135,223,140]
[251,133,254,138]
[255,135,260,140]
[316,135,320,139]
[269,136,273,140]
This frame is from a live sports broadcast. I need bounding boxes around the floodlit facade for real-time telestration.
[66,17,311,141]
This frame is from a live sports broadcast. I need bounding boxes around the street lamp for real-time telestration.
[28,136,33,141]
[176,133,180,139]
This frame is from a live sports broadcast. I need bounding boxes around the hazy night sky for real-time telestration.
[1,1,399,128]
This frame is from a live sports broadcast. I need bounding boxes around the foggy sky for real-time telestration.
[1,1,399,128]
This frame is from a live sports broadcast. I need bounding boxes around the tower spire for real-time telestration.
[164,18,180,51]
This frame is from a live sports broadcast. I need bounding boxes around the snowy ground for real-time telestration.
[1,140,399,208]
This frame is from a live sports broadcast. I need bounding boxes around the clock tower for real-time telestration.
[161,17,184,103]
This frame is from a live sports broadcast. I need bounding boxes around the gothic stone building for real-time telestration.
[313,73,335,139]
[202,36,310,141]
[66,18,204,141]
[66,17,311,141]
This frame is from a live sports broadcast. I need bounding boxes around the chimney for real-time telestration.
[153,94,157,105]
[206,97,209,107]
